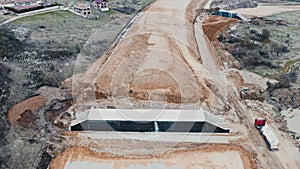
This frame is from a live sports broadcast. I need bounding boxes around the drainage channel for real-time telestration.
[71,120,230,133]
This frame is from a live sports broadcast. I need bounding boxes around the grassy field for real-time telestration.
[12,10,109,27]
[266,10,300,51]
[10,10,109,51]
[255,10,300,83]
[1,9,129,106]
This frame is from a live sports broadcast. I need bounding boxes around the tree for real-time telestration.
[271,42,286,57]
[277,73,290,88]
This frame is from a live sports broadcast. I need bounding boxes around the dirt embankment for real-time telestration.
[7,86,73,127]
[202,15,238,41]
[7,96,46,126]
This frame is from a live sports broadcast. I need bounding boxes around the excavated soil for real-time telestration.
[202,15,238,41]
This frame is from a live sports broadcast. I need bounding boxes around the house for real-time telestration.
[0,0,15,7]
[73,2,90,16]
[12,3,40,11]
[5,0,43,13]
[91,0,109,12]
[2,0,56,13]
[0,0,42,7]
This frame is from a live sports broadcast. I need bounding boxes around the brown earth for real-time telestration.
[202,15,238,41]
[7,86,72,127]
[7,95,46,126]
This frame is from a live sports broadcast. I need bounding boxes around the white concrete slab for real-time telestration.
[71,109,225,126]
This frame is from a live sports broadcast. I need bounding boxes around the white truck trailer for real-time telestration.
[259,124,279,151]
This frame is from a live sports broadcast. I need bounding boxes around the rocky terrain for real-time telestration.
[217,10,300,110]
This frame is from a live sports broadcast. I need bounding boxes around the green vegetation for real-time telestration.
[12,10,108,24]
[0,0,154,110]
[103,9,116,15]
[219,9,300,110]
[221,10,300,87]
[0,9,122,109]
[0,15,14,23]
[282,58,300,72]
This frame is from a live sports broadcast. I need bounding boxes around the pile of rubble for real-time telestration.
[239,87,265,102]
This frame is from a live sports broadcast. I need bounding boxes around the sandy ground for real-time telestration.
[49,142,257,169]
[231,5,300,17]
[63,151,243,169]
[238,70,277,90]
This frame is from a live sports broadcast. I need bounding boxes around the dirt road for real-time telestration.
[73,0,229,111]
[231,5,300,17]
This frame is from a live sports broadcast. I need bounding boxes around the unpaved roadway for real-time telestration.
[231,5,300,17]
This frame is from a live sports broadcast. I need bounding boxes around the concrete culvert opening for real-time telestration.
[71,120,230,133]
[70,109,230,133]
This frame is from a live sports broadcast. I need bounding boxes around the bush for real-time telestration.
[261,29,270,40]
[0,63,11,79]
[228,35,241,43]
[288,71,298,83]
[267,73,293,92]
[217,33,224,42]
[271,42,289,57]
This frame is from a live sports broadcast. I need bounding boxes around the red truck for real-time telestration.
[254,117,266,129]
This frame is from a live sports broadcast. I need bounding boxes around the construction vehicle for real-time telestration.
[254,118,279,151]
